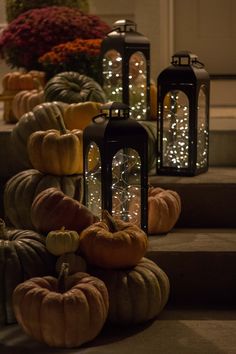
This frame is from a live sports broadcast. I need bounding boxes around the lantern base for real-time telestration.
[156,166,209,177]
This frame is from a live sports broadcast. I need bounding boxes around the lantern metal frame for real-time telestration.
[83,102,149,231]
[101,19,150,121]
[157,51,210,176]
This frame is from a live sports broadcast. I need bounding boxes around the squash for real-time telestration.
[46,227,80,256]
[64,101,102,130]
[90,257,170,325]
[13,263,109,348]
[27,121,83,175]
[150,80,157,120]
[11,101,68,170]
[79,210,148,269]
[139,120,157,173]
[44,71,107,104]
[148,187,181,234]
[31,187,98,234]
[0,70,45,123]
[3,169,83,230]
[0,218,55,325]
[2,70,45,91]
[12,86,45,121]
[55,253,87,274]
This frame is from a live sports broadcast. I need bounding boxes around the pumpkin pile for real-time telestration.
[0,70,46,123]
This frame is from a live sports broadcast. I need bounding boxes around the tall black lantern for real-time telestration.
[83,102,148,231]
[101,19,150,121]
[157,51,210,176]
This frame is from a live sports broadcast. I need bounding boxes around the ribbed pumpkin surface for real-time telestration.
[90,257,170,325]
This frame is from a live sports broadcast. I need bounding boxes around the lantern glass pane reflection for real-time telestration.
[102,50,122,102]
[112,148,141,226]
[197,85,208,168]
[85,142,101,218]
[162,90,189,168]
[129,51,147,120]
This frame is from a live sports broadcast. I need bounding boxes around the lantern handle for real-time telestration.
[192,59,205,68]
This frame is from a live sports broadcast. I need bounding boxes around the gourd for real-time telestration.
[13,263,109,348]
[64,101,102,130]
[0,218,55,325]
[55,253,87,274]
[90,257,170,325]
[148,187,181,234]
[3,169,83,230]
[0,70,45,123]
[46,227,80,256]
[139,120,157,173]
[31,187,98,234]
[27,121,83,175]
[12,84,45,120]
[79,210,148,269]
[44,72,107,104]
[11,101,68,170]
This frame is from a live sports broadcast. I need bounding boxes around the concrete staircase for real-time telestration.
[0,103,236,353]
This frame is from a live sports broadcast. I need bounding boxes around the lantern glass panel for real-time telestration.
[112,148,141,226]
[85,142,101,218]
[102,50,122,101]
[162,90,189,168]
[129,51,147,120]
[197,85,208,168]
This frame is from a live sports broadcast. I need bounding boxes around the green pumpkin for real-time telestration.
[3,169,83,230]
[90,257,170,325]
[44,72,107,104]
[139,120,157,173]
[0,219,55,324]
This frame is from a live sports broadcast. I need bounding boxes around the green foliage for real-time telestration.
[6,0,89,22]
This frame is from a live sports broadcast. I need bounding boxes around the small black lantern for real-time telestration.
[83,102,148,231]
[157,51,210,176]
[101,19,150,121]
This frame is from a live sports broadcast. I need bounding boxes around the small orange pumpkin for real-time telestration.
[148,186,181,234]
[79,210,148,269]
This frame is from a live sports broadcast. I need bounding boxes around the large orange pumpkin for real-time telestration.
[13,263,109,348]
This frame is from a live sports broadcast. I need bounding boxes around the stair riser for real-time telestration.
[147,251,236,306]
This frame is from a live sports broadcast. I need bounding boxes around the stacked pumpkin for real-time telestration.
[0,70,46,123]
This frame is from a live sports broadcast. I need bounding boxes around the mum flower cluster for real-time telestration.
[39,38,102,82]
[0,6,110,71]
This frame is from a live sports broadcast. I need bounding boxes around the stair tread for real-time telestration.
[148,229,236,252]
[149,167,236,185]
[1,307,235,354]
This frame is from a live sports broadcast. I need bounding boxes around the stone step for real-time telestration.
[149,167,236,228]
[147,229,236,306]
[0,306,235,354]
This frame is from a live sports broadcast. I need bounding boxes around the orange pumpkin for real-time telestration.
[12,87,45,120]
[79,210,148,269]
[31,187,98,234]
[148,187,181,234]
[13,263,109,348]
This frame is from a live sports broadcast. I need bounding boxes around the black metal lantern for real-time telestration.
[83,102,148,231]
[157,51,210,176]
[101,19,150,121]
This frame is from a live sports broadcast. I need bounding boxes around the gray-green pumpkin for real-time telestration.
[44,72,107,104]
[90,257,170,325]
[3,169,83,230]
[0,219,56,324]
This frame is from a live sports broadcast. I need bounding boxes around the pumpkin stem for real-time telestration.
[55,114,67,135]
[58,262,69,293]
[102,210,118,232]
[0,219,8,240]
